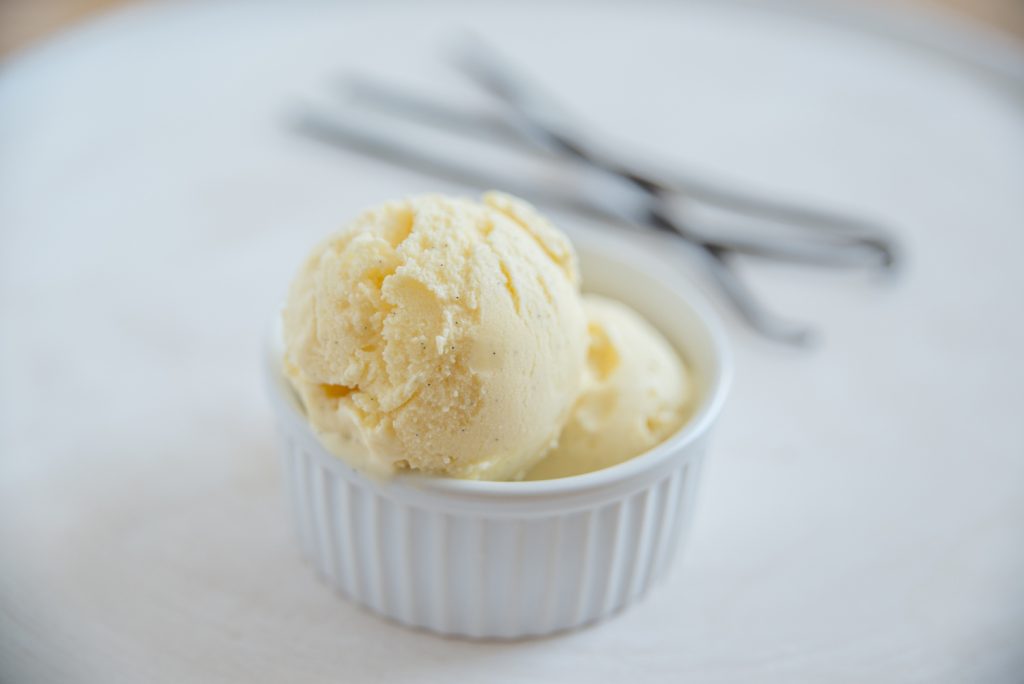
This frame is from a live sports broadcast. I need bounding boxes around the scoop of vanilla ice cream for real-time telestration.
[526,294,693,480]
[283,192,587,480]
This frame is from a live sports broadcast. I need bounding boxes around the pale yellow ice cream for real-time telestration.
[525,294,693,480]
[282,192,587,480]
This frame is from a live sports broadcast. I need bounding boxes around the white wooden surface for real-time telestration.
[1,1,1023,682]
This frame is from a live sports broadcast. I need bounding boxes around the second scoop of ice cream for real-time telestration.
[526,294,694,480]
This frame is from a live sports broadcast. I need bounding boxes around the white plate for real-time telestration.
[1,1,1023,682]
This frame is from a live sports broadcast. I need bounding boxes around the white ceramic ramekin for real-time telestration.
[265,229,731,639]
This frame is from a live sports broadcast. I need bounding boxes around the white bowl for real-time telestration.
[265,229,731,639]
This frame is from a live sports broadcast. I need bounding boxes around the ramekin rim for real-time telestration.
[267,228,732,500]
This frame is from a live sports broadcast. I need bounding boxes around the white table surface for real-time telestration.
[2,1,1023,682]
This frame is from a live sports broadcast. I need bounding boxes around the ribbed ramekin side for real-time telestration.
[654,447,707,582]
[563,450,706,630]
[278,434,707,638]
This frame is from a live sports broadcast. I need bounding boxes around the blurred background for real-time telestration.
[2,0,1024,56]
[2,1,1023,682]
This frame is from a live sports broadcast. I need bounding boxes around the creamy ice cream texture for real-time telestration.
[283,192,587,480]
[283,192,692,481]
[525,295,693,480]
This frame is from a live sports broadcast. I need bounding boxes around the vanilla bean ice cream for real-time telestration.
[282,192,587,480]
[525,294,693,481]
